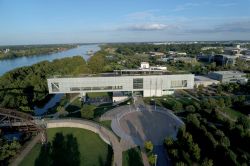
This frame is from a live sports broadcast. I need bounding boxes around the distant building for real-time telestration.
[149,52,165,57]
[167,51,187,56]
[140,62,150,69]
[213,54,237,66]
[223,45,247,55]
[208,71,248,84]
[197,54,236,66]
[176,52,187,56]
[240,55,250,62]
[3,48,10,54]
[201,46,223,51]
[112,91,128,103]
[194,76,220,87]
[173,57,197,63]
[140,62,167,71]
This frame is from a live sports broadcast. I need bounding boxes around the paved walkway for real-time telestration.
[10,118,123,166]
[10,134,40,166]
[101,99,184,166]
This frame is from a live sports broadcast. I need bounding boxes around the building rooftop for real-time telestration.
[195,76,219,82]
[49,70,192,79]
[211,71,245,75]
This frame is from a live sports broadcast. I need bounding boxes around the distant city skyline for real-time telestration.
[0,0,250,45]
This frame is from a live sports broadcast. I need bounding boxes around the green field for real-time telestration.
[87,92,111,98]
[99,120,112,131]
[224,107,246,120]
[122,147,143,166]
[19,128,112,166]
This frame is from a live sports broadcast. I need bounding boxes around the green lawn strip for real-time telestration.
[122,146,143,166]
[19,128,112,166]
[19,144,42,166]
[223,107,246,120]
[87,92,111,98]
[99,120,112,131]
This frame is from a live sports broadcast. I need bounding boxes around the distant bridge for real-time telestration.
[0,108,47,144]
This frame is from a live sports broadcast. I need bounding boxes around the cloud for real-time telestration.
[185,20,250,33]
[216,3,237,7]
[120,23,171,31]
[172,2,201,12]
[126,10,158,20]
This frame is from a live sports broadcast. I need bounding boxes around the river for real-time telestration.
[0,44,100,76]
[0,44,100,116]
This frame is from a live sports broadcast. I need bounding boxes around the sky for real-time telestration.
[0,0,250,45]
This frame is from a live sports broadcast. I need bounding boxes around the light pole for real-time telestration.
[154,154,158,166]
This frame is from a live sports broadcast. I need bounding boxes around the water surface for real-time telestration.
[0,44,100,76]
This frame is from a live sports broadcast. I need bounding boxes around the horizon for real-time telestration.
[1,0,250,45]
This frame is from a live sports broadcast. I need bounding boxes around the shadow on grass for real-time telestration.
[35,133,80,166]
[98,146,113,166]
[66,105,81,112]
[124,147,144,166]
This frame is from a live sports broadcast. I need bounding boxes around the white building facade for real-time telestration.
[47,74,194,97]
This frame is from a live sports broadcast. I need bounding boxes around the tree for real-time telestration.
[0,141,21,161]
[165,137,174,147]
[218,98,225,108]
[198,84,204,93]
[173,102,183,112]
[144,141,153,153]
[191,143,200,161]
[56,106,64,112]
[187,114,200,128]
[148,154,156,166]
[201,158,213,166]
[224,97,232,107]
[236,116,250,129]
[220,136,230,148]
[185,105,196,113]
[80,105,95,119]
[216,85,222,95]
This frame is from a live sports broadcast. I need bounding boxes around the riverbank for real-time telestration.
[0,44,77,60]
[0,44,100,76]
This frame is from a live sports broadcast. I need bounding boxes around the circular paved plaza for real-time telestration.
[111,105,183,146]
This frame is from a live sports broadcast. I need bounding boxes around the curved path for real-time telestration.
[11,118,122,166]
[46,119,122,166]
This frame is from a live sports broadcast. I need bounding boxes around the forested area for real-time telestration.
[106,43,228,56]
[0,56,89,112]
[163,96,250,166]
[0,44,76,59]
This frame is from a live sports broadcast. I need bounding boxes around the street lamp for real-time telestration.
[154,154,158,166]
[151,98,156,111]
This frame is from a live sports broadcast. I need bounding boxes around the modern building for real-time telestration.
[213,54,237,66]
[208,71,248,84]
[197,54,237,66]
[240,55,250,62]
[194,76,220,87]
[48,70,194,99]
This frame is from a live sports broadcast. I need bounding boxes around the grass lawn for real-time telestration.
[122,147,143,166]
[99,120,112,131]
[87,92,111,98]
[224,107,246,120]
[19,144,42,166]
[19,128,113,166]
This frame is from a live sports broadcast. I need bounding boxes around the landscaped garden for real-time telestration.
[19,128,113,166]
